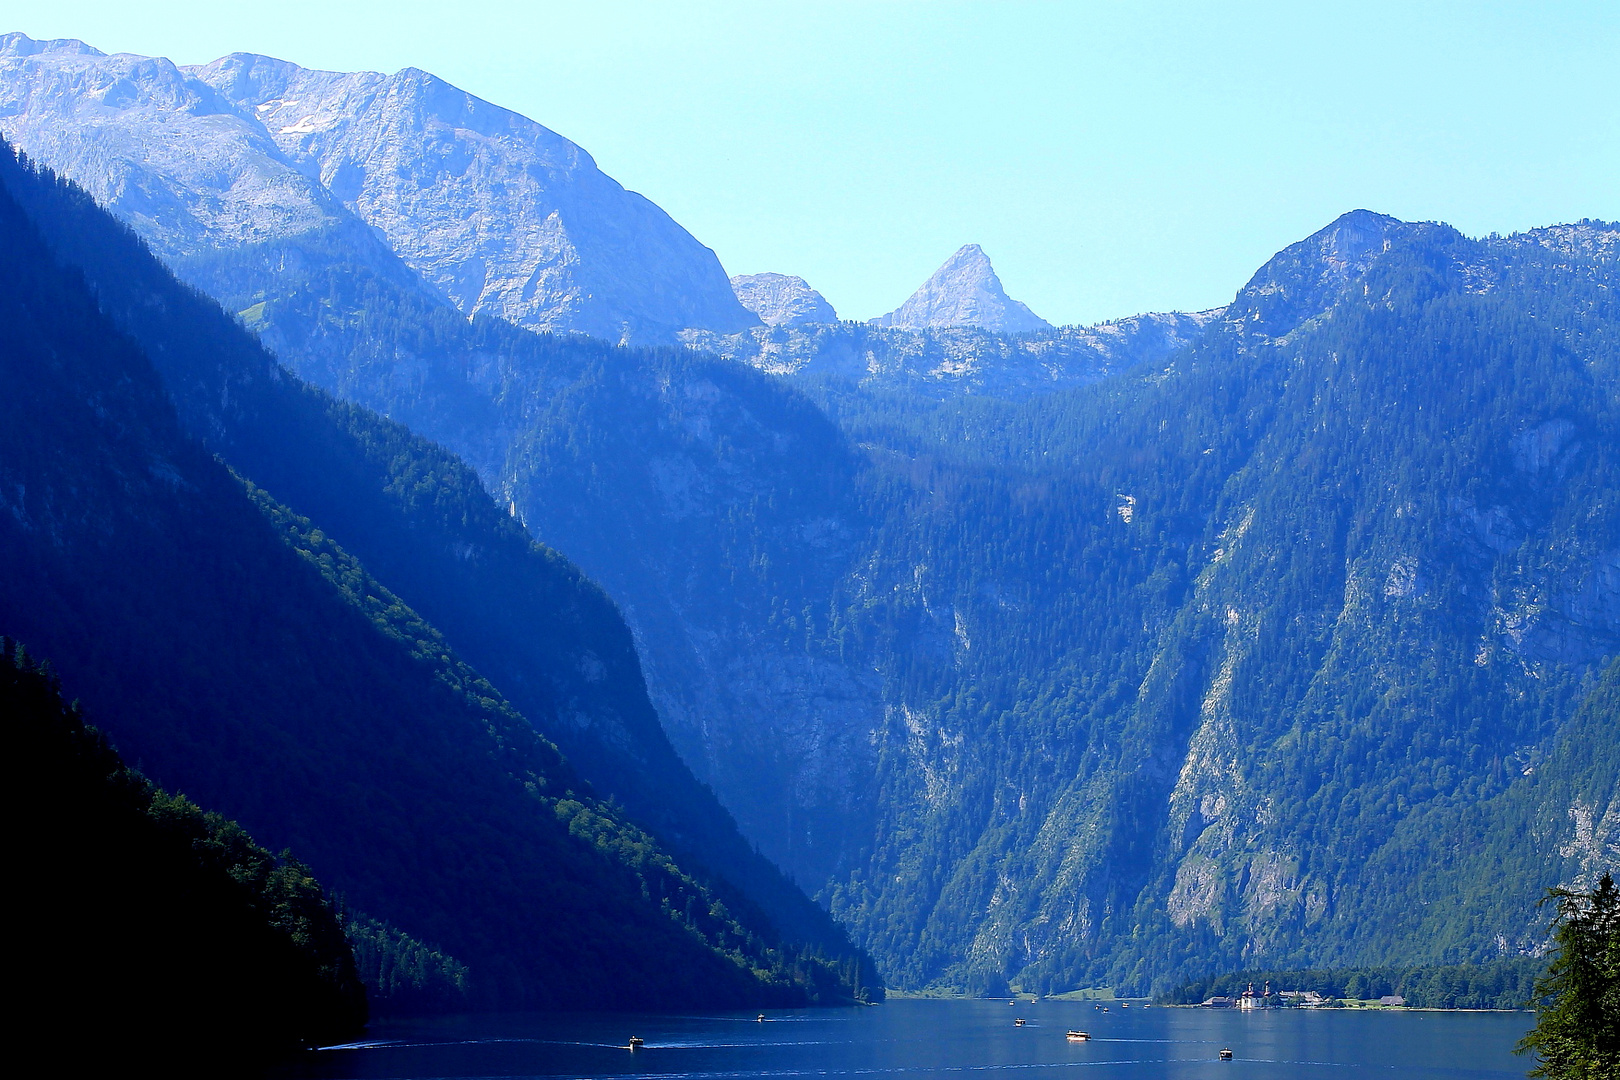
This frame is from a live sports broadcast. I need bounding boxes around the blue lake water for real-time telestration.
[276,999,1534,1080]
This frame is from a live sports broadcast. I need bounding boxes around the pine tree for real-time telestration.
[1518,874,1620,1078]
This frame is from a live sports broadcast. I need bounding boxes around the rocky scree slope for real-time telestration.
[0,33,756,343]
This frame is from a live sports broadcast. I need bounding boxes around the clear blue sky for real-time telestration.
[12,1,1619,325]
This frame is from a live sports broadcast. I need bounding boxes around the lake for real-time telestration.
[275,999,1534,1080]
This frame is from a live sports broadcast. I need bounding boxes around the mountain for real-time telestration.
[0,33,757,342]
[247,203,1620,997]
[732,272,839,326]
[164,186,1620,1001]
[680,308,1222,398]
[0,142,871,1008]
[43,117,1613,993]
[819,212,1620,993]
[8,29,1615,996]
[873,244,1052,332]
[0,141,869,967]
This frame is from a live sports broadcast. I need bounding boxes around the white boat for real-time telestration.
[1014,1018,1027,1027]
[1066,1031,1090,1042]
[628,1036,644,1050]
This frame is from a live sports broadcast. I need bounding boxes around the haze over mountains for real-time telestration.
[0,33,758,342]
[3,28,1616,1007]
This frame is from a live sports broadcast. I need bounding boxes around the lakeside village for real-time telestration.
[1197,982,1406,1010]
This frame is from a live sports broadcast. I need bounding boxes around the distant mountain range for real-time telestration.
[3,28,1616,1005]
[0,33,758,343]
[0,31,1206,390]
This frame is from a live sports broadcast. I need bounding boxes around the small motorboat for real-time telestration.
[757,1014,767,1023]
[628,1036,644,1051]
[1014,1018,1027,1027]
[1008,1000,1017,1006]
[1219,1048,1234,1061]
[1120,1002,1130,1008]
[1066,1031,1090,1042]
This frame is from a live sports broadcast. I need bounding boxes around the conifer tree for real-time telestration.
[1518,874,1620,1078]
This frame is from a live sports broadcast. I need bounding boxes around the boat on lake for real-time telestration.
[1066,1031,1090,1041]
[628,1036,644,1050]
[1219,1048,1234,1061]
[1014,1018,1027,1027]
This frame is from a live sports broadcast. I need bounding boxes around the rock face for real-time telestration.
[1224,209,1415,341]
[0,34,348,255]
[731,272,838,326]
[0,33,757,342]
[682,308,1222,397]
[873,244,1052,332]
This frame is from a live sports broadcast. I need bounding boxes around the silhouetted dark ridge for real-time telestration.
[5,640,366,1073]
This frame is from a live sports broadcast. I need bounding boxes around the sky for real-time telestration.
[8,1,1618,325]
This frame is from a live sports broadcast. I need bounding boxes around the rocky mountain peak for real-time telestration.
[873,243,1052,333]
[0,37,346,256]
[0,33,104,58]
[0,33,758,343]
[731,273,838,326]
[1224,209,1421,340]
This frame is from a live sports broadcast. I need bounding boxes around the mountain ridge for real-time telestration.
[0,140,873,1006]
[0,32,757,342]
[5,28,1616,999]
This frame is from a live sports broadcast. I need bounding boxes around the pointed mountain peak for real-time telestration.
[731,273,838,327]
[873,244,1051,333]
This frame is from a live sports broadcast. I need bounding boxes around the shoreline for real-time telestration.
[879,993,1528,1014]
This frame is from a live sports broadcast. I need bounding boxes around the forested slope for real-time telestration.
[0,142,869,972]
[821,214,1620,992]
[169,195,1620,996]
[5,643,365,1071]
[21,110,1615,999]
[171,217,882,892]
[0,147,866,1008]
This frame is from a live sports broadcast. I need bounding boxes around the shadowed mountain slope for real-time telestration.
[0,143,873,1007]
